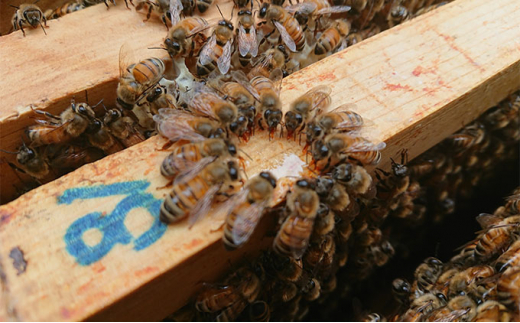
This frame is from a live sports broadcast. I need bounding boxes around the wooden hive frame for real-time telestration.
[0,0,519,320]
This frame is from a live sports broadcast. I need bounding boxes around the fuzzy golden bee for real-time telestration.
[10,3,48,37]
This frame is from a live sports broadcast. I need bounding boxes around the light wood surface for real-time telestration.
[0,0,519,320]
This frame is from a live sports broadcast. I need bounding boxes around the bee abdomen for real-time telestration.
[274,215,314,258]
[160,179,206,224]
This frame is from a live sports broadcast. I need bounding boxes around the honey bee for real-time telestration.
[313,20,351,55]
[284,85,332,138]
[137,84,177,116]
[248,301,270,322]
[315,176,350,212]
[237,5,259,67]
[247,45,288,79]
[104,108,146,147]
[217,267,262,320]
[495,240,520,273]
[387,4,409,28]
[332,162,374,197]
[249,70,284,137]
[399,293,446,322]
[392,278,411,305]
[302,278,321,301]
[284,0,351,29]
[188,89,238,129]
[80,0,116,8]
[153,109,224,142]
[414,257,443,292]
[45,144,104,173]
[1,143,49,180]
[474,300,512,322]
[222,172,277,250]
[261,251,303,282]
[497,268,520,308]
[443,123,485,155]
[133,0,171,29]
[10,3,47,37]
[495,188,520,218]
[160,138,238,180]
[26,101,95,147]
[376,150,410,201]
[117,48,166,110]
[164,17,210,58]
[274,178,320,259]
[447,265,495,299]
[195,285,240,313]
[427,295,477,322]
[311,133,386,170]
[84,118,125,155]
[258,4,305,52]
[197,10,235,76]
[313,203,335,236]
[44,2,85,20]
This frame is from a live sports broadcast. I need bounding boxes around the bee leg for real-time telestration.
[157,140,175,151]
[258,118,264,131]
[156,179,173,190]
[19,20,26,37]
[161,15,169,30]
[102,0,110,8]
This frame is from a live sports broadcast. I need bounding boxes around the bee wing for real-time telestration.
[315,5,351,15]
[336,39,348,52]
[154,111,207,142]
[249,26,258,57]
[284,2,317,14]
[199,34,217,66]
[231,70,261,101]
[169,0,183,25]
[238,24,251,57]
[232,200,269,246]
[118,42,136,78]
[189,92,222,120]
[270,68,284,95]
[188,184,222,228]
[174,156,217,185]
[305,85,332,112]
[217,40,233,75]
[273,20,297,53]
[506,193,520,202]
[342,136,386,152]
[291,216,315,259]
[476,213,504,230]
[329,103,376,130]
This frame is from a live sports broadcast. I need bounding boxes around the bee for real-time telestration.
[44,2,85,20]
[237,4,259,67]
[447,265,495,299]
[284,0,351,29]
[332,162,374,197]
[222,172,277,250]
[10,3,47,37]
[164,17,210,58]
[302,278,321,301]
[313,203,335,236]
[387,4,409,28]
[311,133,386,170]
[137,84,177,116]
[197,9,235,76]
[399,293,446,322]
[258,4,305,52]
[160,138,238,180]
[0,143,49,180]
[248,301,270,322]
[442,123,485,156]
[284,85,332,138]
[414,257,443,292]
[313,20,351,55]
[249,70,284,137]
[495,240,520,273]
[305,104,368,145]
[497,268,520,308]
[195,285,240,313]
[495,188,520,218]
[274,178,320,259]
[84,118,125,155]
[26,101,95,147]
[474,300,512,322]
[188,89,238,129]
[160,159,241,225]
[217,267,262,320]
[427,295,477,322]
[376,150,410,201]
[117,48,166,110]
[261,251,303,282]
[104,108,146,147]
[315,176,350,212]
[392,278,411,305]
[133,0,171,30]
[45,144,104,173]
[346,32,364,46]
[80,0,116,8]
[153,109,224,142]
[247,45,288,79]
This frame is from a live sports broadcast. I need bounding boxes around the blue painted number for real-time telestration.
[58,180,167,266]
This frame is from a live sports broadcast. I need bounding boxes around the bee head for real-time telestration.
[259,171,277,188]
[312,140,329,161]
[229,115,248,136]
[315,176,334,197]
[332,163,353,183]
[227,160,239,181]
[295,178,316,190]
[17,145,36,165]
[306,123,323,143]
[284,111,303,133]
[164,38,182,56]
[264,109,282,130]
[258,2,269,18]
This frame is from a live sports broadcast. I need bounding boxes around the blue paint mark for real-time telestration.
[59,181,167,266]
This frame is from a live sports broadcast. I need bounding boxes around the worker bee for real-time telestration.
[10,2,47,37]
[314,20,351,55]
[442,123,485,155]
[236,4,259,67]
[494,188,520,218]
[1,143,49,180]
[387,4,409,28]
[45,144,104,173]
[474,300,512,322]
[247,45,288,79]
[284,85,332,138]
[427,295,477,322]
[311,133,386,170]
[274,178,320,259]
[261,250,303,282]
[117,47,166,110]
[164,17,210,58]
[284,0,351,29]
[248,301,270,322]
[392,278,411,305]
[80,0,116,8]
[447,265,495,299]
[258,4,305,52]
[197,9,235,76]
[195,285,240,313]
[249,69,284,137]
[313,203,335,236]
[160,138,238,180]
[44,1,85,20]
[84,118,125,155]
[216,267,262,320]
[332,162,374,197]
[376,150,410,201]
[26,101,95,147]
[160,159,241,225]
[222,172,277,250]
[414,257,443,292]
[132,0,171,29]
[188,88,238,129]
[153,109,224,142]
[104,108,146,147]
[315,176,350,212]
[497,268,520,308]
[399,293,446,322]
[495,240,520,272]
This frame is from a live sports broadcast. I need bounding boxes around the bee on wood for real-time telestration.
[313,20,351,56]
[44,2,85,20]
[153,109,225,142]
[84,118,125,155]
[197,7,235,76]
[26,101,95,147]
[284,0,351,30]
[133,0,172,29]
[164,17,210,58]
[221,172,277,250]
[104,108,146,147]
[274,178,320,259]
[117,46,166,110]
[187,87,239,130]
[1,143,50,180]
[10,2,48,37]
[258,4,305,52]
[284,85,332,139]
[247,45,289,79]
[160,159,241,225]
[249,69,284,138]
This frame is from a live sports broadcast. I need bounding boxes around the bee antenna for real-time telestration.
[230,6,234,20]
[148,46,168,51]
[0,149,18,154]
[93,99,105,109]
[9,4,19,9]
[238,149,253,161]
[33,0,41,4]
[216,4,225,20]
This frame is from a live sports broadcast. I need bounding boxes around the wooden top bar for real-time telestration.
[0,0,519,320]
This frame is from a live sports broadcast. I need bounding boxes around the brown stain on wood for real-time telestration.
[134,266,159,278]
[412,65,437,76]
[384,83,415,92]
[437,32,486,72]
[8,247,27,275]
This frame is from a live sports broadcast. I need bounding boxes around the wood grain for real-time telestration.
[0,0,519,320]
